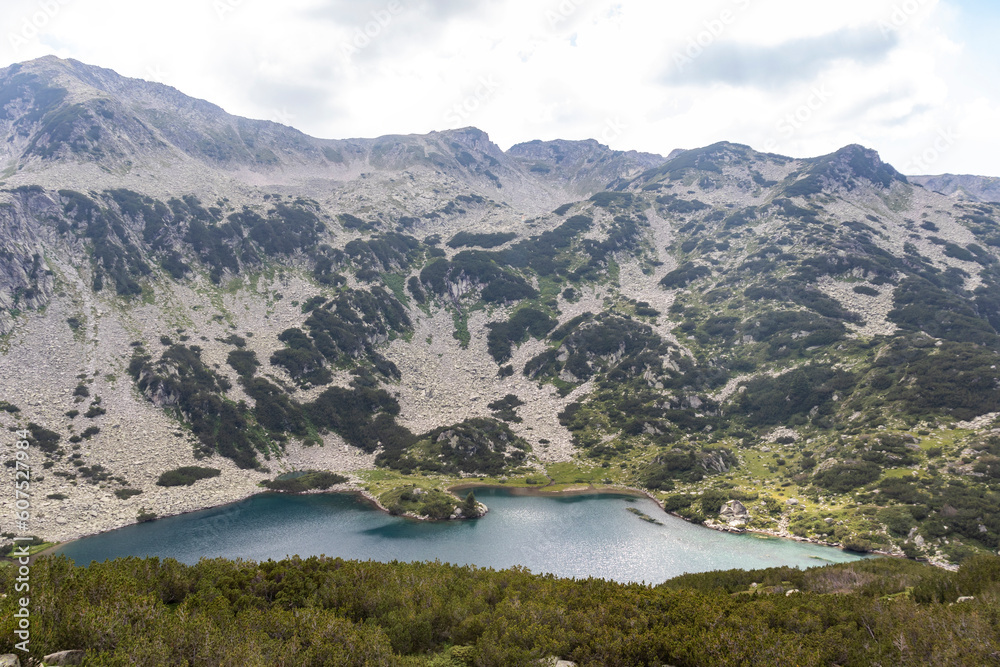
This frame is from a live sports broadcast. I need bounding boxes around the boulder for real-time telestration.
[42,650,86,665]
[0,654,20,667]
[814,457,840,474]
[719,499,750,527]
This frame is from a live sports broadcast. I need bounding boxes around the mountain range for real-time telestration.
[2,56,1000,566]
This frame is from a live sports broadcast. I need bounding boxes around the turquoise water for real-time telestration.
[53,488,869,583]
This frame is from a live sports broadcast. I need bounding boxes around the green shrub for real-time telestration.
[813,461,881,493]
[227,349,259,378]
[262,471,348,493]
[660,263,711,288]
[488,394,525,423]
[84,405,106,418]
[156,466,222,487]
[447,231,517,249]
[486,308,557,363]
[28,423,61,453]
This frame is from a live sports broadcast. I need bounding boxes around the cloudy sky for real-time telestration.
[2,0,999,175]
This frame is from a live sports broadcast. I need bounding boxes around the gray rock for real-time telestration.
[719,499,750,527]
[0,653,20,667]
[41,650,86,665]
[814,458,840,474]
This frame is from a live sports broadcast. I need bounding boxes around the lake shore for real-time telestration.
[449,481,648,499]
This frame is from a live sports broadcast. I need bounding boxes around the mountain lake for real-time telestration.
[52,488,870,583]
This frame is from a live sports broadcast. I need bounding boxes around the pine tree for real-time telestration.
[463,491,478,516]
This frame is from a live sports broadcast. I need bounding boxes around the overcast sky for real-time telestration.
[2,0,999,175]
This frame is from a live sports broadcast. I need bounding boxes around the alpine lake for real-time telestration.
[53,487,869,583]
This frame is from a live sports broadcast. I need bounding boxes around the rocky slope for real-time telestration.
[910,174,1000,203]
[1,56,1000,566]
[507,138,666,196]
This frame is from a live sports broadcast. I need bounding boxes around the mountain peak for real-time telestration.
[507,138,666,194]
[432,126,503,158]
[780,144,906,197]
[10,54,76,74]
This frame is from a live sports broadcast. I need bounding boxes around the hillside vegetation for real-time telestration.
[1,554,998,665]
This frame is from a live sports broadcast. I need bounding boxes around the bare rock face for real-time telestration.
[719,499,750,527]
[0,190,58,334]
[700,450,731,474]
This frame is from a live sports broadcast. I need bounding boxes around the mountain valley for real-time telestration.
[2,56,1000,568]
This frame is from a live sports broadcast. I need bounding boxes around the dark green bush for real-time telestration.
[156,466,222,487]
[447,231,517,249]
[262,471,348,492]
[813,461,881,493]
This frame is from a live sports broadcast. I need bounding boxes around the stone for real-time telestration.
[719,499,750,527]
[0,654,20,667]
[41,651,86,666]
[814,458,840,474]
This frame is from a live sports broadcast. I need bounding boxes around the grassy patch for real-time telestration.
[379,485,465,519]
[452,311,470,348]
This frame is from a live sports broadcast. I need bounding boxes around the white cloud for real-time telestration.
[0,0,997,175]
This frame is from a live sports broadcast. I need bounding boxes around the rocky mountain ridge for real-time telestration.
[909,174,1000,203]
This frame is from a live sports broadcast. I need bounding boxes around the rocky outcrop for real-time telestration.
[538,658,578,667]
[0,189,59,334]
[700,450,732,474]
[0,654,20,667]
[41,651,86,666]
[719,499,750,528]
